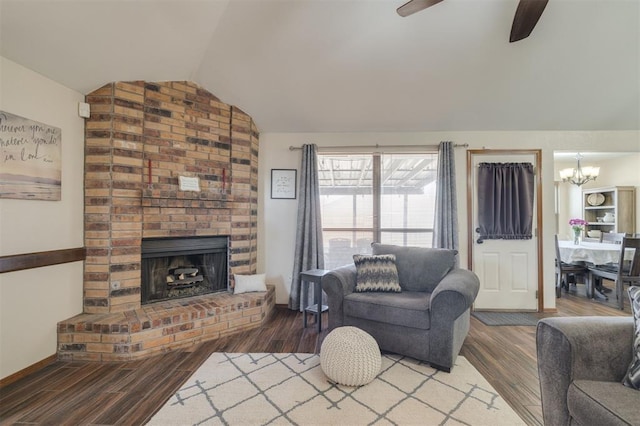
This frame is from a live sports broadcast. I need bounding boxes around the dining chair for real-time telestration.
[554,235,589,298]
[591,232,627,292]
[587,236,640,310]
[582,236,602,243]
[602,232,626,244]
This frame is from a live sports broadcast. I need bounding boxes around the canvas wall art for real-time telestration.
[271,169,296,199]
[0,111,62,200]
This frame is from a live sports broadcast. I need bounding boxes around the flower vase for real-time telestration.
[573,230,581,245]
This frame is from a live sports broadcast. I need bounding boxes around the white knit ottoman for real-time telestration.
[320,326,381,386]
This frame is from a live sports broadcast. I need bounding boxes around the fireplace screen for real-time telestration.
[141,236,228,304]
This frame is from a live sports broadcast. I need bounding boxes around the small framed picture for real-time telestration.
[271,169,297,199]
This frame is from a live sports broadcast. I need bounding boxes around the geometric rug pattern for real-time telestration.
[148,353,525,425]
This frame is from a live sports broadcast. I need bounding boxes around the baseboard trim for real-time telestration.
[0,354,57,388]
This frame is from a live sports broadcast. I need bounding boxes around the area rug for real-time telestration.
[148,353,525,425]
[471,311,541,326]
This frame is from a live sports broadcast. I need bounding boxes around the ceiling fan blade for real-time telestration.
[510,0,549,42]
[397,0,445,17]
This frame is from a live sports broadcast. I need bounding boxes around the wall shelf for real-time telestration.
[582,186,636,235]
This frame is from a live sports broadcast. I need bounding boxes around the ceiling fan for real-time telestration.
[396,0,549,43]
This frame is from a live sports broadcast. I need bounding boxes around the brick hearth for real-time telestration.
[57,80,264,361]
[58,286,274,362]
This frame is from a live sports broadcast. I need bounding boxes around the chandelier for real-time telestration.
[559,153,600,186]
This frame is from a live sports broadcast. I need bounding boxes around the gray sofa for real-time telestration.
[321,243,479,372]
[537,316,639,425]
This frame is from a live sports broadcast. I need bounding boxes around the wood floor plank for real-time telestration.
[36,367,139,425]
[0,390,60,425]
[17,365,115,423]
[117,370,193,425]
[52,392,126,426]
[0,364,97,419]
[0,362,60,397]
[106,352,183,393]
[0,292,631,425]
[0,363,76,399]
[91,390,149,425]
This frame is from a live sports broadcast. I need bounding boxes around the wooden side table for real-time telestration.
[300,269,330,333]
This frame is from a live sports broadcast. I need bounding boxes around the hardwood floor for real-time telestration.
[0,291,630,425]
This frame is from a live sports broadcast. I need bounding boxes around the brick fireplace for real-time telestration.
[57,81,274,361]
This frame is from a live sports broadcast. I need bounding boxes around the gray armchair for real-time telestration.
[537,317,639,425]
[321,243,479,372]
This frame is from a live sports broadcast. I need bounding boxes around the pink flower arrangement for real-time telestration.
[569,218,588,232]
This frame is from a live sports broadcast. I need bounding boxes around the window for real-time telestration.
[319,152,438,269]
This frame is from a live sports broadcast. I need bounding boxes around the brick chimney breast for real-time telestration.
[83,81,259,314]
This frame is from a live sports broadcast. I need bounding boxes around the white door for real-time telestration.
[470,152,539,311]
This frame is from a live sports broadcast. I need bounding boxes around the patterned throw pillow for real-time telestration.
[353,254,401,293]
[623,286,640,390]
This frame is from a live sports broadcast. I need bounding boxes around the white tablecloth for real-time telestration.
[558,240,632,265]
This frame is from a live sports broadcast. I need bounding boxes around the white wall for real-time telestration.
[0,57,85,379]
[258,131,640,311]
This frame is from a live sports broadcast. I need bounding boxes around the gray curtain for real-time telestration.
[432,141,459,252]
[477,162,534,242]
[289,144,325,311]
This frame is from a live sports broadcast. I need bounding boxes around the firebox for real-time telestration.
[141,236,229,304]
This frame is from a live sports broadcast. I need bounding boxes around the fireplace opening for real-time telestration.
[141,236,229,304]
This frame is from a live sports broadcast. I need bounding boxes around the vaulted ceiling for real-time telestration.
[1,0,638,133]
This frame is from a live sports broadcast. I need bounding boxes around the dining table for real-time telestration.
[557,240,633,266]
[558,239,635,300]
